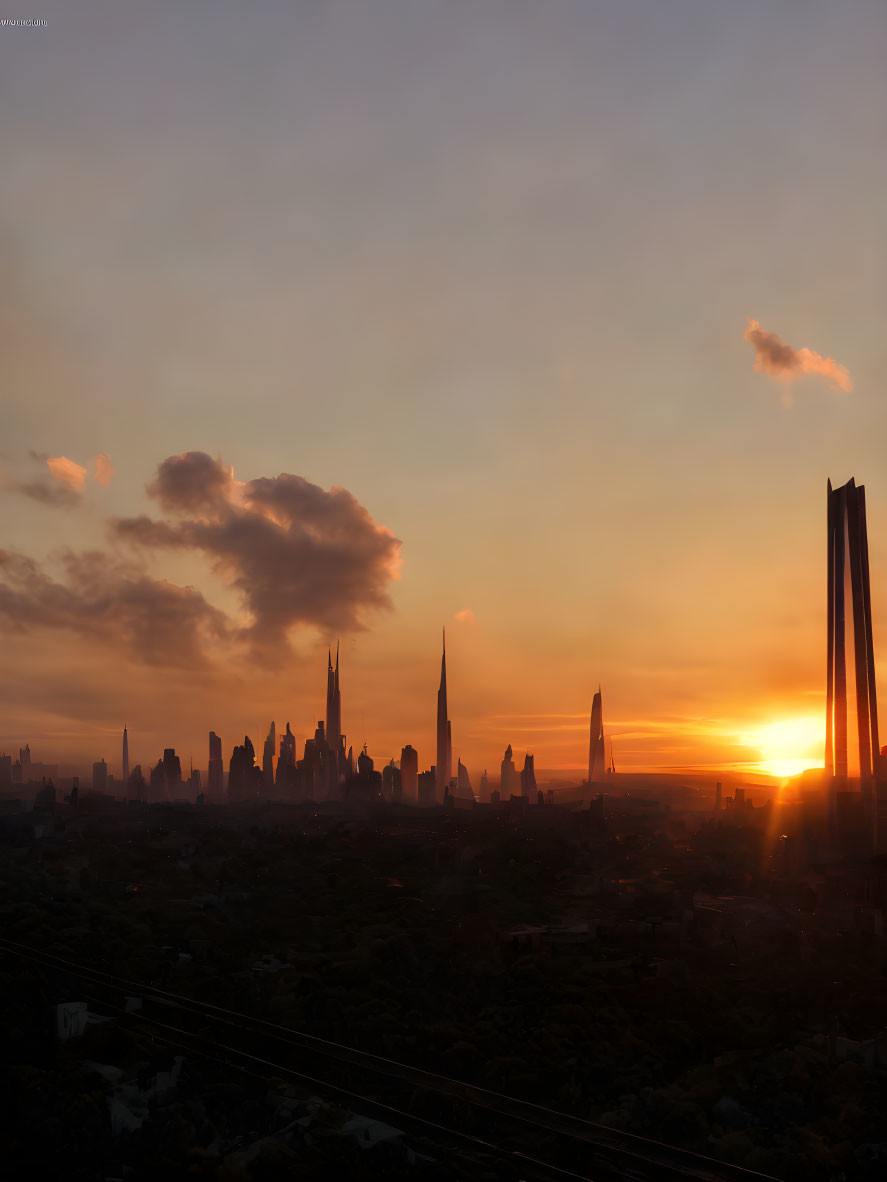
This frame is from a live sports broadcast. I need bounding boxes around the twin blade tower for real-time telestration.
[825,477,883,848]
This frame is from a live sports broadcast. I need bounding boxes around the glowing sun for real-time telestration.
[738,714,824,779]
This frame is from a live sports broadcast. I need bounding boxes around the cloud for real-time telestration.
[93,453,115,488]
[4,452,84,508]
[47,455,88,489]
[744,318,853,398]
[149,451,234,513]
[453,608,476,625]
[11,479,81,508]
[0,548,228,667]
[113,451,402,650]
[5,451,115,508]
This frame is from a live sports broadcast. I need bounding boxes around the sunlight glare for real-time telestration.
[738,714,823,779]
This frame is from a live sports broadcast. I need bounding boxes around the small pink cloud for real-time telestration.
[93,453,115,488]
[46,456,87,489]
[453,608,475,625]
[744,318,853,400]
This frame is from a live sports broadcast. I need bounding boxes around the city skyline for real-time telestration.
[0,455,874,784]
[12,469,883,795]
[2,2,886,780]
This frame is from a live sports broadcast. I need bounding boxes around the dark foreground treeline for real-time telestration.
[1,796,886,1179]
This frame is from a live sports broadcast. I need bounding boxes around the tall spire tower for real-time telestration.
[325,643,342,747]
[122,725,130,783]
[332,642,341,746]
[588,688,606,783]
[325,649,335,740]
[436,628,451,801]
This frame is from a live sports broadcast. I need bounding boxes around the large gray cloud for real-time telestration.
[0,548,228,667]
[113,452,401,648]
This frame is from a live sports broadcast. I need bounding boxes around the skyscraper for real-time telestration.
[122,726,130,784]
[149,759,167,802]
[588,689,606,783]
[228,735,259,801]
[400,744,418,804]
[520,753,537,799]
[92,758,108,793]
[456,758,473,799]
[826,478,880,786]
[326,644,342,748]
[163,748,183,799]
[500,745,518,797]
[436,629,451,801]
[208,731,224,799]
[262,721,276,794]
[418,769,436,808]
[382,758,401,800]
[324,646,345,795]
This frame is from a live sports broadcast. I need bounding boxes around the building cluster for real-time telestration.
[2,631,611,810]
[0,744,59,787]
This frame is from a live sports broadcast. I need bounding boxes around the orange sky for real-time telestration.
[1,3,885,783]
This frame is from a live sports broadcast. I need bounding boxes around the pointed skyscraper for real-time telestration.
[436,628,451,801]
[262,721,276,794]
[122,725,130,784]
[456,758,473,799]
[331,642,342,747]
[325,649,336,740]
[588,688,606,783]
[322,643,344,796]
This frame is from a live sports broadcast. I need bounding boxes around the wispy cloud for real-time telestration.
[744,318,852,401]
[453,608,475,625]
[93,453,115,488]
[47,455,88,489]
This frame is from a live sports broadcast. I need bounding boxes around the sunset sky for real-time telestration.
[2,1,886,782]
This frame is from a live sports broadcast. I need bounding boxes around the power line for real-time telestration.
[0,934,776,1182]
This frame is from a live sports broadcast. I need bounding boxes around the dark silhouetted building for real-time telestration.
[149,759,167,802]
[383,759,401,801]
[357,744,373,778]
[324,647,347,795]
[826,477,880,846]
[299,721,331,800]
[262,722,276,795]
[418,769,436,808]
[400,744,418,804]
[208,731,224,800]
[228,736,260,802]
[13,744,58,785]
[436,630,452,802]
[276,723,297,794]
[456,758,473,799]
[127,764,146,801]
[122,726,130,784]
[162,749,183,800]
[92,758,108,793]
[588,688,606,782]
[521,753,537,799]
[500,745,518,797]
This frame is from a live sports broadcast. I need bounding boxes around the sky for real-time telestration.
[1,1,886,782]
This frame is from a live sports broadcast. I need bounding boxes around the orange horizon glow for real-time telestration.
[735,714,824,781]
